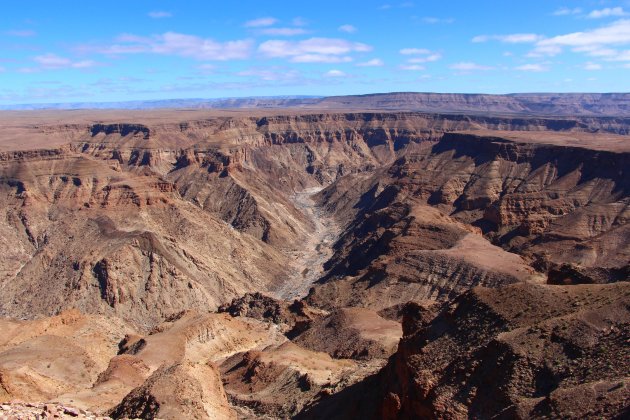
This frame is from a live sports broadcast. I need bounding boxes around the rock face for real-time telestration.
[0,309,132,404]
[306,131,628,312]
[316,92,630,117]
[374,282,630,419]
[292,307,402,360]
[0,108,628,419]
[0,402,109,419]
[109,361,235,420]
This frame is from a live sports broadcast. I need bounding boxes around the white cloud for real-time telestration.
[292,54,353,63]
[379,2,413,10]
[450,62,495,71]
[472,33,543,43]
[324,69,346,77]
[338,24,357,33]
[260,28,309,36]
[421,17,454,24]
[258,37,371,63]
[587,7,627,19]
[237,67,301,81]
[400,64,425,71]
[33,53,99,70]
[5,29,36,37]
[532,19,630,57]
[148,11,172,19]
[408,53,441,63]
[553,7,582,16]
[584,62,603,70]
[244,17,278,28]
[84,32,254,61]
[357,58,384,67]
[514,63,549,72]
[399,48,431,55]
[399,48,442,68]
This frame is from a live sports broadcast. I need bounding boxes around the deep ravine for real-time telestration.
[274,187,341,301]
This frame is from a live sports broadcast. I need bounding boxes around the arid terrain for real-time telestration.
[0,93,628,419]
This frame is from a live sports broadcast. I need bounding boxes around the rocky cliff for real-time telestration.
[0,109,628,419]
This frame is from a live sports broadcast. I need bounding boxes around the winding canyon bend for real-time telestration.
[0,99,628,419]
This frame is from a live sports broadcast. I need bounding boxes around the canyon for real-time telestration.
[0,99,628,419]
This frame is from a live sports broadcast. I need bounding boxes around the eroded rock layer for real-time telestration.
[0,110,628,419]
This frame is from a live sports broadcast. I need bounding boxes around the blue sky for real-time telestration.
[1,0,630,104]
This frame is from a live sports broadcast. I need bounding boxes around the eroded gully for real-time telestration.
[274,187,341,300]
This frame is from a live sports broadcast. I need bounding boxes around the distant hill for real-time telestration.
[0,96,322,111]
[315,92,630,116]
[3,92,630,116]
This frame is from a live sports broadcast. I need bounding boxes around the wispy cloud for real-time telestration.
[514,63,549,72]
[237,67,302,81]
[399,48,441,68]
[400,64,425,71]
[324,69,346,77]
[148,11,172,19]
[420,17,454,24]
[33,53,99,70]
[338,24,357,33]
[259,28,309,36]
[379,2,414,10]
[79,32,254,61]
[408,53,441,63]
[14,54,100,73]
[472,33,543,43]
[196,64,216,74]
[5,29,36,37]
[357,58,384,67]
[587,7,627,19]
[292,17,308,27]
[258,37,371,63]
[244,17,278,27]
[584,62,603,70]
[399,48,431,55]
[450,62,494,71]
[553,7,582,16]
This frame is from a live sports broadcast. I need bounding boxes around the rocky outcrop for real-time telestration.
[0,402,108,419]
[292,307,402,360]
[220,341,360,419]
[90,123,151,139]
[0,310,133,405]
[299,282,630,419]
[109,361,235,420]
[218,292,324,335]
[374,282,630,419]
